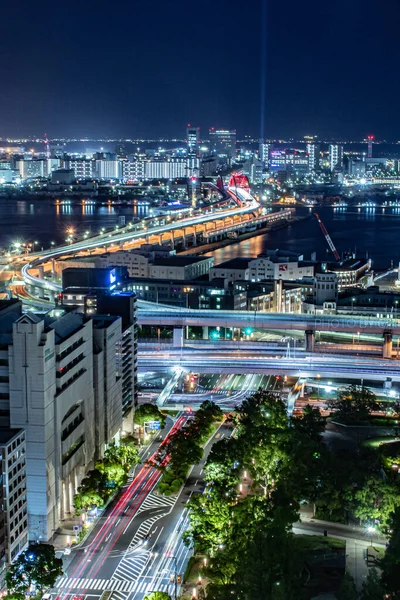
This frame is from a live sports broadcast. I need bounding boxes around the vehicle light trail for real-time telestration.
[57,416,186,599]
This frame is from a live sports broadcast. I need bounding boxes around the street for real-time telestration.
[52,415,231,600]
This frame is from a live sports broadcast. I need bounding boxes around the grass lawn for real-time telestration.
[294,535,346,552]
[361,436,399,449]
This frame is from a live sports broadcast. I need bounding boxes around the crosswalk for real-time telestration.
[55,577,136,592]
[136,491,176,514]
[132,581,173,595]
[55,575,174,595]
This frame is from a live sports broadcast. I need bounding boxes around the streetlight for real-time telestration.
[367,525,376,547]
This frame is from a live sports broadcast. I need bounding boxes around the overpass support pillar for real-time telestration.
[38,265,44,279]
[202,326,208,339]
[158,235,162,244]
[182,232,187,249]
[305,330,315,353]
[170,231,175,248]
[173,327,184,348]
[193,226,197,247]
[383,331,393,359]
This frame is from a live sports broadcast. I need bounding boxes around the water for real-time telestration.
[204,206,400,271]
[0,198,399,271]
[0,197,150,250]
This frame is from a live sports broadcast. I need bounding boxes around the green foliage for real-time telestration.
[73,490,104,515]
[143,592,171,600]
[352,475,400,532]
[360,568,385,600]
[380,508,400,598]
[134,403,166,427]
[328,384,379,423]
[73,441,140,513]
[336,572,358,600]
[6,544,63,594]
[156,401,222,495]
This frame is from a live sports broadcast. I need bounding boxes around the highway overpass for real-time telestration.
[20,186,263,295]
[137,347,400,382]
[136,305,400,357]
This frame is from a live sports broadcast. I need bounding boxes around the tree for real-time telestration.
[6,544,63,594]
[352,476,400,532]
[73,489,104,515]
[380,508,400,598]
[143,592,171,600]
[134,403,166,428]
[336,572,358,600]
[360,568,385,600]
[329,385,379,423]
[104,443,140,472]
[96,459,127,488]
[198,400,223,420]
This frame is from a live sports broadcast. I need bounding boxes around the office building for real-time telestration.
[0,297,136,542]
[95,159,121,180]
[209,128,236,158]
[306,143,320,172]
[329,144,344,171]
[259,140,270,168]
[0,429,28,571]
[64,158,97,179]
[210,251,314,283]
[121,158,145,181]
[187,125,200,151]
[145,158,187,179]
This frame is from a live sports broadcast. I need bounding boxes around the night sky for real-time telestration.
[1,0,399,140]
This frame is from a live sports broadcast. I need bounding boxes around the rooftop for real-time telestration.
[0,428,24,445]
[213,258,252,270]
[152,256,212,267]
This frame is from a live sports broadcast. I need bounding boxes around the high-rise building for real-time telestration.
[209,129,236,158]
[259,140,270,168]
[306,143,320,172]
[186,125,200,151]
[0,297,135,542]
[0,429,28,572]
[329,144,344,171]
[367,135,374,159]
[64,158,97,179]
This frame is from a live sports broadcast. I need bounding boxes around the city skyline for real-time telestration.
[1,0,400,140]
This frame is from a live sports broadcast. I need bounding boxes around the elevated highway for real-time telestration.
[20,186,263,295]
[138,347,400,382]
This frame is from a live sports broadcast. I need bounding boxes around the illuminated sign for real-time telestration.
[109,269,117,290]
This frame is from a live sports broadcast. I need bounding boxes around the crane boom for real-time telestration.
[314,213,340,261]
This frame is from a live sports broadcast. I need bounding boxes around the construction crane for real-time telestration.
[314,212,340,261]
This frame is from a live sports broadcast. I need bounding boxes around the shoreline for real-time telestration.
[177,214,310,257]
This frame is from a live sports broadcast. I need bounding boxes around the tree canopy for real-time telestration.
[134,403,166,427]
[6,543,63,594]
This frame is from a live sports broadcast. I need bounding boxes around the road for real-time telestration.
[138,347,400,382]
[21,189,260,293]
[52,416,231,600]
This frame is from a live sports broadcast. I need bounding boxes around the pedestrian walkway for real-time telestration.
[56,577,135,592]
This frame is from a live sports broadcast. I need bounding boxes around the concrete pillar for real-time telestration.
[158,235,163,244]
[38,265,44,279]
[173,327,184,347]
[182,232,187,249]
[202,326,209,339]
[145,235,150,243]
[37,287,44,299]
[193,226,197,247]
[171,231,175,247]
[305,330,315,352]
[383,331,393,359]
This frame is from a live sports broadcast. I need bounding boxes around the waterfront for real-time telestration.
[0,197,399,270]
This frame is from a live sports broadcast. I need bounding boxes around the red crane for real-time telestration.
[314,213,340,261]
